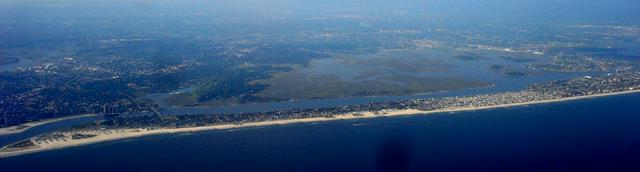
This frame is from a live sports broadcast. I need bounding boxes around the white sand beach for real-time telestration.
[2,90,639,158]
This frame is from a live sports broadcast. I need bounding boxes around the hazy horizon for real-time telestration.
[2,0,640,25]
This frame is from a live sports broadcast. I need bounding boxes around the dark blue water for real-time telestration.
[2,93,640,172]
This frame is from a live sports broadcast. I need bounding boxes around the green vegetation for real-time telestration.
[163,93,199,107]
[195,76,268,102]
[4,140,36,150]
[255,73,490,100]
[340,50,454,73]
[71,134,97,140]
[251,49,492,102]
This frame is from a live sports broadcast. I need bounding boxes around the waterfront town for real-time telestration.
[90,70,640,130]
[3,69,640,155]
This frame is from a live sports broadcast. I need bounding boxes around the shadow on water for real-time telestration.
[376,132,414,172]
[541,138,640,172]
[620,140,640,170]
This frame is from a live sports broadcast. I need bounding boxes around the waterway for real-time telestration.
[2,92,639,171]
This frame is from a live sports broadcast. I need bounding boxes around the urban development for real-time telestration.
[2,68,640,157]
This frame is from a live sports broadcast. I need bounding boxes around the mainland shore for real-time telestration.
[2,90,640,158]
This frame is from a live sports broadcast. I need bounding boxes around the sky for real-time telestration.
[1,0,639,24]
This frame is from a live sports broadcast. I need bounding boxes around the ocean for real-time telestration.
[2,93,640,171]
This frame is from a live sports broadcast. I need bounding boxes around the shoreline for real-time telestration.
[0,114,99,136]
[2,90,640,158]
